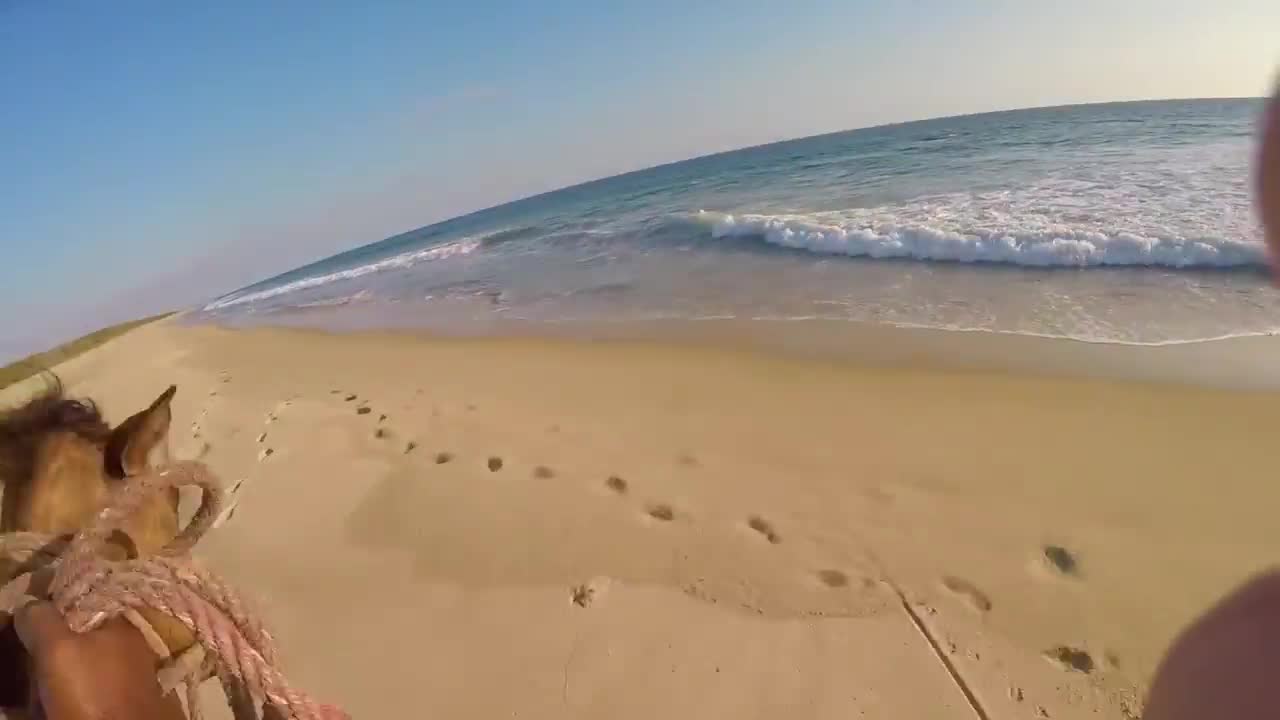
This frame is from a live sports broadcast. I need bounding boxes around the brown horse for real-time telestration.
[0,377,196,712]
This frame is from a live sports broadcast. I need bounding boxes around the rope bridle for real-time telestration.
[0,461,348,720]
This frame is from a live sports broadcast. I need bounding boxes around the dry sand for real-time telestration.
[14,316,1280,719]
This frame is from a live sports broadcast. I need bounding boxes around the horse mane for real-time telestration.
[0,374,111,490]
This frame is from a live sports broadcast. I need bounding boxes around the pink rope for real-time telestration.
[0,461,348,720]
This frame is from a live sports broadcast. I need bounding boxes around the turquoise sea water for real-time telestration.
[196,99,1276,345]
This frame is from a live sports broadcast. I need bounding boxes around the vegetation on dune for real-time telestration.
[0,313,173,390]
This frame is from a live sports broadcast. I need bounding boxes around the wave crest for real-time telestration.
[203,238,479,311]
[699,211,1264,269]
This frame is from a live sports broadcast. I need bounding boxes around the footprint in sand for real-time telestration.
[941,576,993,613]
[816,569,849,588]
[374,427,389,439]
[256,432,267,444]
[746,515,781,544]
[487,456,504,472]
[605,475,628,494]
[676,452,699,468]
[645,503,676,522]
[356,407,372,416]
[344,394,357,402]
[570,584,595,607]
[1042,545,1079,576]
[533,465,555,479]
[213,479,246,529]
[435,452,454,465]
[569,577,611,608]
[257,448,274,462]
[404,441,418,454]
[1043,645,1094,674]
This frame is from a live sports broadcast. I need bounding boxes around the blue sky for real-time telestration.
[2,1,1279,357]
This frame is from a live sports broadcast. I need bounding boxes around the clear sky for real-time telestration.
[2,1,1279,358]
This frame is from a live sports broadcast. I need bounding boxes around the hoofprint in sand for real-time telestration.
[24,316,1280,719]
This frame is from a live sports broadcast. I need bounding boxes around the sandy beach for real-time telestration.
[10,316,1280,719]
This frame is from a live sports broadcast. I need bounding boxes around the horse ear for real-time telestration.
[106,385,176,477]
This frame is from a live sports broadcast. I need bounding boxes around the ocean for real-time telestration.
[195,98,1277,346]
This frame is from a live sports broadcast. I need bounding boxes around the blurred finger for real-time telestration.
[1258,85,1280,281]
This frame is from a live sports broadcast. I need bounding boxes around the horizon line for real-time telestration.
[400,94,1266,231]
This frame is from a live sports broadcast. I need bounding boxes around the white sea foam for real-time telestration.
[841,319,1280,347]
[288,290,373,309]
[203,238,479,311]
[700,210,1264,268]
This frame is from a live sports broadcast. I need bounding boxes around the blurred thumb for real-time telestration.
[1258,85,1280,276]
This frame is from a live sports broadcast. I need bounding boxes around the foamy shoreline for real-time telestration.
[180,310,1280,390]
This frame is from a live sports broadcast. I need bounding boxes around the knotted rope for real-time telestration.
[0,461,348,720]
